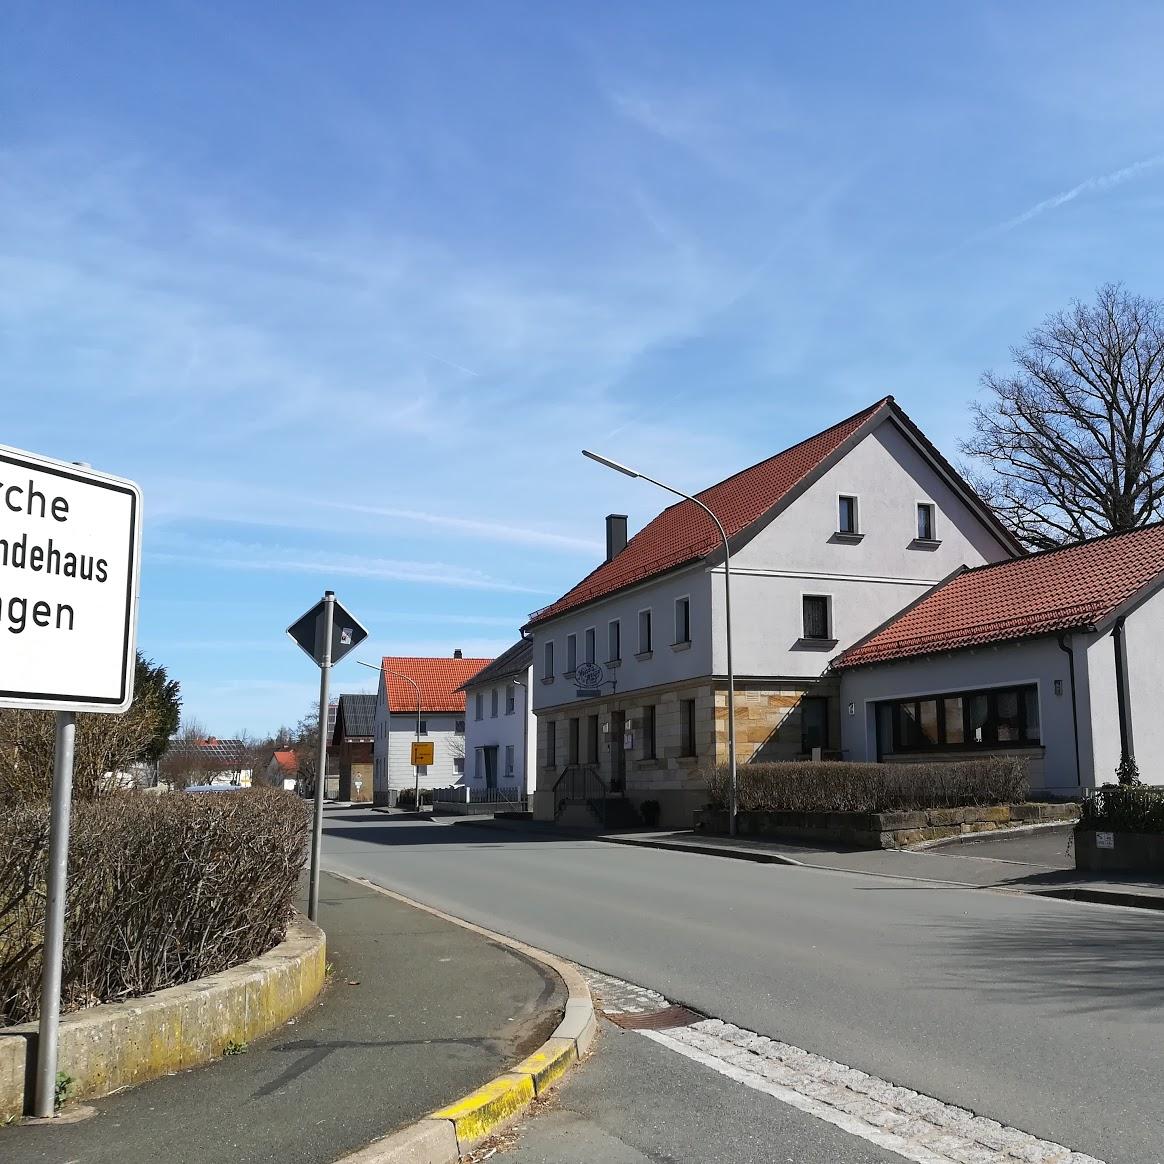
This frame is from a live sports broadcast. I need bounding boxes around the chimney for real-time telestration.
[606,514,628,562]
[453,648,463,659]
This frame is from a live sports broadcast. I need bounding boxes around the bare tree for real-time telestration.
[962,284,1164,549]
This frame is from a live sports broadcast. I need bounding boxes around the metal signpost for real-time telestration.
[0,445,142,1119]
[287,592,367,922]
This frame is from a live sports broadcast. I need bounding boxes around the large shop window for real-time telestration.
[881,684,1040,753]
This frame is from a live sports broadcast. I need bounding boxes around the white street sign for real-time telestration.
[0,445,142,713]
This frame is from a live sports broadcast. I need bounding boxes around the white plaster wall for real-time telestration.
[1119,592,1164,786]
[464,665,536,793]
[838,636,1083,791]
[731,418,1014,577]
[531,566,712,711]
[383,712,462,791]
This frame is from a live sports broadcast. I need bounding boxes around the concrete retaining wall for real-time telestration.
[695,802,1078,849]
[1075,827,1164,873]
[0,916,325,1120]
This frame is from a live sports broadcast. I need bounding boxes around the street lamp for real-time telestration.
[357,659,424,813]
[582,449,738,837]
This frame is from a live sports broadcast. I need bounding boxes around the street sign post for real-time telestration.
[0,445,142,1119]
[287,592,367,922]
[410,741,435,766]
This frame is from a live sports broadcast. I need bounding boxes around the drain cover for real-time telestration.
[605,1005,703,1030]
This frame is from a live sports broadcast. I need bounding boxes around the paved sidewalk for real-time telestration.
[5,873,564,1164]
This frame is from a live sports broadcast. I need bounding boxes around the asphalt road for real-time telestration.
[323,811,1164,1164]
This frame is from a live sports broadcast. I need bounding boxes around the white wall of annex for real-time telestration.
[531,566,712,712]
[464,665,536,793]
[1118,591,1164,786]
[837,636,1083,792]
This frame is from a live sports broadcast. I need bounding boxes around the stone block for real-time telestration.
[962,821,999,834]
[975,805,1013,824]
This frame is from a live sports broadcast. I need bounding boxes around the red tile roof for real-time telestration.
[526,398,893,628]
[272,749,298,773]
[381,656,493,713]
[835,524,1164,669]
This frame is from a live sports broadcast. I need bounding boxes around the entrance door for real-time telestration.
[483,746,499,789]
[801,697,829,756]
[609,711,626,793]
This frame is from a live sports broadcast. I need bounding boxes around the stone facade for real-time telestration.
[534,677,841,828]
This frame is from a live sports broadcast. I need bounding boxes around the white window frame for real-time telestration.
[637,608,653,656]
[837,493,860,535]
[801,592,834,642]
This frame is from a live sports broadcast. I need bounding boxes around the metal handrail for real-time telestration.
[552,764,607,819]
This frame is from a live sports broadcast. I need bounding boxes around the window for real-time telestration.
[543,640,554,680]
[419,720,428,735]
[642,705,656,760]
[680,699,697,757]
[568,718,580,764]
[838,495,858,534]
[584,627,596,665]
[802,595,831,640]
[884,684,1041,753]
[504,745,515,777]
[454,757,465,775]
[917,502,936,541]
[455,718,465,734]
[566,634,577,673]
[801,697,829,753]
[638,609,653,654]
[587,714,600,763]
[490,688,499,718]
[475,692,483,721]
[546,720,557,767]
[674,597,691,644]
[505,685,515,715]
[608,619,621,662]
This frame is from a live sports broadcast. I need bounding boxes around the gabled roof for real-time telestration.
[524,397,1019,630]
[271,749,298,773]
[332,693,377,743]
[457,638,532,691]
[834,523,1164,670]
[381,656,493,713]
[190,738,247,766]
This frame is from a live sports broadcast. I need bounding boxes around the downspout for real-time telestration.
[1112,616,1133,764]
[1056,634,1081,789]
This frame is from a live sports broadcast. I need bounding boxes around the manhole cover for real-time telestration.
[605,1005,703,1030]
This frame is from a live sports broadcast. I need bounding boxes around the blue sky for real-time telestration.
[4,2,1164,735]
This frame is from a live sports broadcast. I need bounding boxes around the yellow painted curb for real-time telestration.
[327,871,597,1161]
[430,1071,536,1144]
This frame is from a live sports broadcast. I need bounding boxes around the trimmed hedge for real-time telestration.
[1080,784,1164,835]
[1,789,308,1027]
[394,787,433,810]
[705,757,1029,814]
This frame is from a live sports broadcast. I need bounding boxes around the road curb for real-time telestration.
[325,872,596,1162]
[598,833,803,865]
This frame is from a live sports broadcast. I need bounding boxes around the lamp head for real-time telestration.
[582,449,639,479]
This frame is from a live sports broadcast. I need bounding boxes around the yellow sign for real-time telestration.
[410,741,435,766]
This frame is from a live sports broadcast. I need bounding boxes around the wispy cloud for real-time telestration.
[991,153,1164,236]
[146,538,550,594]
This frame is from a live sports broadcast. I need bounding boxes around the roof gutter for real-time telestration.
[1056,634,1082,790]
[1112,615,1134,767]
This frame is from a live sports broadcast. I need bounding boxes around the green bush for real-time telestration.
[395,787,432,810]
[1,789,308,1027]
[1080,784,1164,834]
[704,757,1029,814]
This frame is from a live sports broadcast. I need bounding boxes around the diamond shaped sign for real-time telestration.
[287,595,368,668]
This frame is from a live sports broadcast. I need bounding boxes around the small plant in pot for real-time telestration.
[640,799,661,828]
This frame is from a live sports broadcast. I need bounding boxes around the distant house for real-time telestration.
[834,524,1164,794]
[266,749,299,791]
[457,638,535,799]
[331,693,376,802]
[372,652,492,806]
[160,737,252,788]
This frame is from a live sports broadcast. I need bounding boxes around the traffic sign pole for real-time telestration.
[34,711,77,1117]
[307,591,334,923]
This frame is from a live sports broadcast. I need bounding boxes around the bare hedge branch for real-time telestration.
[705,757,1030,814]
[1,789,309,1026]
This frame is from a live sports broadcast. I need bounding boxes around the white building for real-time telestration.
[456,638,535,800]
[523,397,1023,827]
[372,653,492,806]
[834,524,1164,795]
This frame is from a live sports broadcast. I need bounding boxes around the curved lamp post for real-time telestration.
[582,450,738,836]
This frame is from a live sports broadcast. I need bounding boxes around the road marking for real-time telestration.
[582,970,1103,1164]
